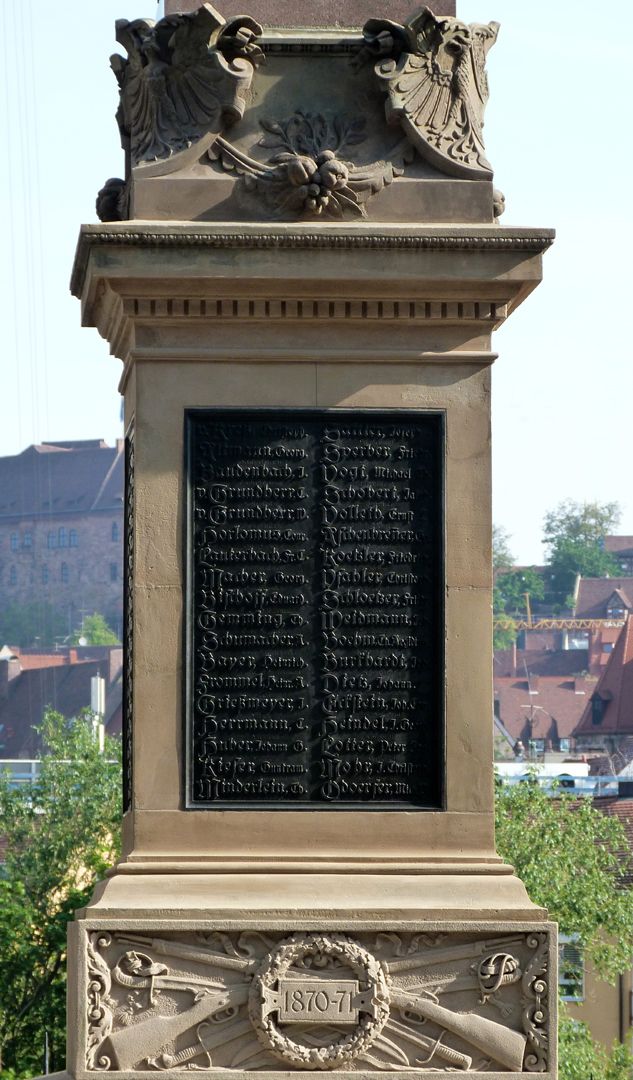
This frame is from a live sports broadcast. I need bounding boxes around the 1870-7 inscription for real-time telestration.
[186,410,443,808]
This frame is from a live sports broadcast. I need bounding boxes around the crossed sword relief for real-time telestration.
[100,934,530,1072]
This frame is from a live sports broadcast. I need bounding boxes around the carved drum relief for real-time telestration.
[85,929,552,1073]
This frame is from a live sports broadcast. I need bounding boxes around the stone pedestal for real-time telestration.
[66,5,555,1077]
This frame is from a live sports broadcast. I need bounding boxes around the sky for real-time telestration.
[0,1,631,565]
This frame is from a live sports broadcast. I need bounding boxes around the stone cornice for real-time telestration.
[71,223,555,299]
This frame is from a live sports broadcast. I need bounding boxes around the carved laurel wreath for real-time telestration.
[248,933,390,1069]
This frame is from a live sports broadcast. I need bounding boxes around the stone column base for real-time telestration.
[66,903,555,1077]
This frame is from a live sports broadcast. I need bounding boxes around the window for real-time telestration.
[47,531,57,549]
[592,696,604,726]
[60,562,69,584]
[22,531,32,549]
[602,643,614,653]
[8,566,17,586]
[69,529,78,547]
[558,936,584,1001]
[559,738,571,752]
[10,533,18,551]
[110,563,118,582]
[111,521,120,542]
[58,527,67,548]
[42,565,49,585]
[529,739,545,753]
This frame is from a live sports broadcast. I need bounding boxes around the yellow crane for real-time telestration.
[493,592,626,631]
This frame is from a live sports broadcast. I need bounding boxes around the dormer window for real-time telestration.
[592,696,605,726]
[605,591,628,619]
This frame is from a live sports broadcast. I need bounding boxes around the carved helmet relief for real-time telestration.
[87,929,550,1072]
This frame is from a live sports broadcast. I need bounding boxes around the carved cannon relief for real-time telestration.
[85,928,552,1073]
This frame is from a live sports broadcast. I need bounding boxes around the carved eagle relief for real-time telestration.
[111,3,263,168]
[363,7,499,180]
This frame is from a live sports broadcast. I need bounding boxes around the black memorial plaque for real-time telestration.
[186,410,444,809]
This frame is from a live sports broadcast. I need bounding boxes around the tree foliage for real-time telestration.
[495,567,545,616]
[542,500,622,606]
[543,500,621,550]
[0,602,66,649]
[558,1014,633,1080]
[492,596,516,651]
[496,781,633,1076]
[71,612,120,646]
[496,780,633,980]
[493,523,514,571]
[0,709,122,1074]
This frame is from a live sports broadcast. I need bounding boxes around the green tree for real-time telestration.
[492,526,517,649]
[496,780,633,1079]
[71,612,120,646]
[493,523,514,571]
[543,500,622,606]
[0,709,122,1074]
[495,567,545,616]
[0,602,66,649]
[492,595,517,650]
[558,1016,633,1080]
[496,780,633,979]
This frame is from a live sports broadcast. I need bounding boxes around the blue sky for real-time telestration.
[0,1,630,564]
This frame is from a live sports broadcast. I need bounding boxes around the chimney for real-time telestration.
[0,657,21,699]
[574,677,586,695]
[528,675,539,694]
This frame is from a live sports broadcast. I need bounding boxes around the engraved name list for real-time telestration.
[186,410,443,809]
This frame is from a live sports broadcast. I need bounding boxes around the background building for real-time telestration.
[0,440,123,640]
[0,643,122,758]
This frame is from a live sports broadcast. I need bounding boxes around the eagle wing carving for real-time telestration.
[363,7,499,180]
[112,3,263,168]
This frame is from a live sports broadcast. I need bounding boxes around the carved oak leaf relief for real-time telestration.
[110,3,263,169]
[210,111,411,220]
[359,6,499,180]
[85,930,551,1073]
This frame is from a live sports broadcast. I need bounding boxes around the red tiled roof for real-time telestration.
[0,659,121,755]
[574,578,633,618]
[605,536,633,555]
[494,649,589,678]
[494,675,595,742]
[575,618,633,736]
[0,441,123,521]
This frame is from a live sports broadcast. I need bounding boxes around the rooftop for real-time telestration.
[0,440,124,522]
[494,675,596,742]
[574,577,633,619]
[576,618,633,737]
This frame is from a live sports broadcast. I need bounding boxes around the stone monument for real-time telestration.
[67,2,555,1076]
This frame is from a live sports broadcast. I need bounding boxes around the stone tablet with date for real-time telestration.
[186,410,443,809]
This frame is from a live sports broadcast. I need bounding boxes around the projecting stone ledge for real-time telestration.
[71,223,554,373]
